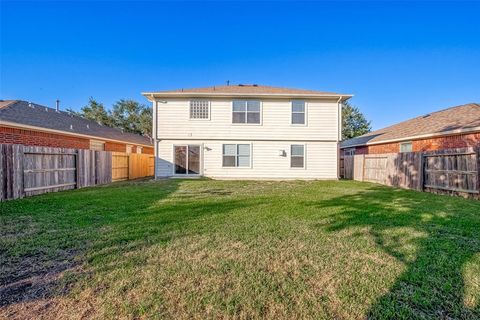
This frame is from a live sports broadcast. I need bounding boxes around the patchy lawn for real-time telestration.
[1,179,479,319]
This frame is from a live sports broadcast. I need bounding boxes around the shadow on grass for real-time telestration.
[311,184,480,319]
[0,179,254,310]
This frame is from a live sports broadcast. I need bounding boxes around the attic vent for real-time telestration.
[28,102,33,108]
[70,124,73,130]
[86,124,90,129]
[45,108,48,112]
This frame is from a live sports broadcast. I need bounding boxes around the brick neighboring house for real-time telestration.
[0,100,153,154]
[341,103,480,155]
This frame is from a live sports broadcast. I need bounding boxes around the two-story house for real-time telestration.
[143,84,352,179]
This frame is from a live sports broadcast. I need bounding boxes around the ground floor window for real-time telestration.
[291,144,305,168]
[400,142,413,153]
[222,144,251,167]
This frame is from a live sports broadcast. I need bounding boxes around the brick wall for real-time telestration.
[142,147,154,155]
[344,132,480,155]
[0,126,90,149]
[0,126,154,154]
[105,141,127,152]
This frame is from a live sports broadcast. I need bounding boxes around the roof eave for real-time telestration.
[0,120,153,148]
[341,125,480,149]
[142,92,353,101]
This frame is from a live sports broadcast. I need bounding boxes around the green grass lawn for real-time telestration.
[1,179,479,319]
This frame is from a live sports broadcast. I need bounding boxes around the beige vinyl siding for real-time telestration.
[156,140,338,179]
[157,99,339,141]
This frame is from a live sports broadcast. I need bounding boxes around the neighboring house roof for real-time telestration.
[341,103,480,148]
[143,84,352,100]
[0,100,153,146]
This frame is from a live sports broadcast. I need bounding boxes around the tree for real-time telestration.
[110,99,152,137]
[342,102,371,140]
[75,98,113,127]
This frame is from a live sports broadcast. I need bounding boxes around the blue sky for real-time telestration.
[1,1,479,130]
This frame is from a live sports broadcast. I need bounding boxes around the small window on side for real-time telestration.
[126,145,133,154]
[400,142,412,153]
[291,144,305,168]
[137,146,143,154]
[291,100,306,125]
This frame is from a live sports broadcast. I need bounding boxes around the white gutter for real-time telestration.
[341,125,480,149]
[0,120,154,148]
[142,92,353,100]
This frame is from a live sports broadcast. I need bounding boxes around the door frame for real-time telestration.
[172,144,203,177]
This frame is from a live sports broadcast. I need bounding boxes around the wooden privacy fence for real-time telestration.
[1,144,112,201]
[111,152,155,181]
[1,144,154,201]
[342,147,480,199]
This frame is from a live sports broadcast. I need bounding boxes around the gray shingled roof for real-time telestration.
[0,100,152,146]
[143,84,352,99]
[341,103,480,148]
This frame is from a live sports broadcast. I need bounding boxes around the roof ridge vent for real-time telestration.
[238,84,258,87]
[28,102,34,108]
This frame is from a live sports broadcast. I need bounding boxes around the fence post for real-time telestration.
[12,144,24,199]
[476,147,480,198]
[418,151,424,192]
[362,154,366,182]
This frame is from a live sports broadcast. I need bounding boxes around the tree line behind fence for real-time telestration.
[341,147,480,199]
[0,144,154,201]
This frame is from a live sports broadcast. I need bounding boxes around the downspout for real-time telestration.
[152,95,158,180]
[337,96,343,179]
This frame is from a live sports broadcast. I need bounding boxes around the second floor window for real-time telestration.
[291,100,306,125]
[232,100,261,124]
[190,100,209,119]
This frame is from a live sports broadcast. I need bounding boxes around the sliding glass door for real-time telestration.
[174,145,201,176]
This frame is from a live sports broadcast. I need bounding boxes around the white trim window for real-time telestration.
[290,144,305,168]
[90,139,105,151]
[126,145,133,154]
[222,144,251,167]
[291,100,306,125]
[137,146,143,154]
[344,148,355,156]
[232,100,261,124]
[190,100,210,120]
[400,142,413,153]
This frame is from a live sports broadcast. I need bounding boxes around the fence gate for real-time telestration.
[423,150,479,195]
[363,156,388,184]
[22,146,78,197]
